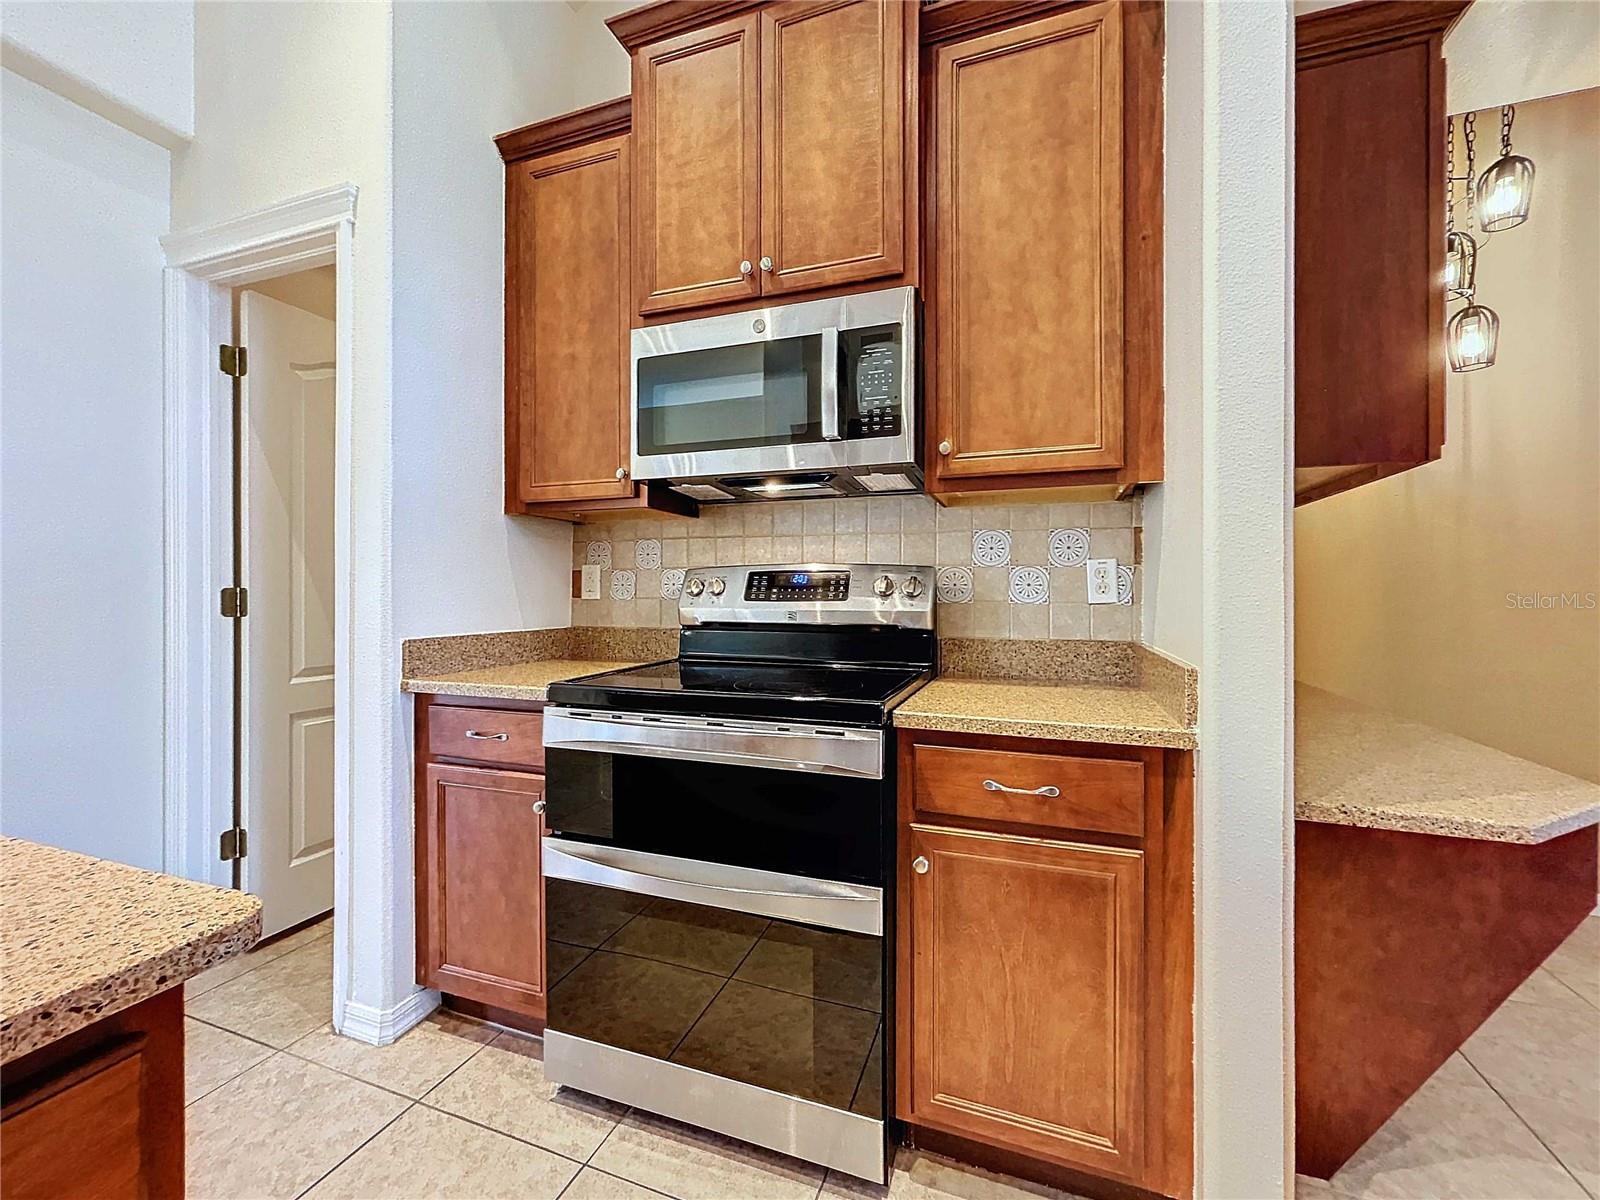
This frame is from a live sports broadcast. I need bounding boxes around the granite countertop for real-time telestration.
[1295,684,1600,843]
[1,837,261,1062]
[891,677,1196,748]
[402,660,644,702]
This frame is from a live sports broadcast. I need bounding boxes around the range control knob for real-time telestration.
[708,577,726,596]
[902,575,926,599]
[873,574,896,598]
[685,577,705,598]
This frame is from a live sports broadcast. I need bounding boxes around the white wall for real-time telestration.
[0,69,172,869]
[391,1,584,643]
[0,0,194,144]
[1447,0,1600,112]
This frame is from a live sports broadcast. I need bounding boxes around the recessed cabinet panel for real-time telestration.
[634,16,763,314]
[903,823,1145,1177]
[761,0,907,294]
[930,3,1124,480]
[514,135,634,504]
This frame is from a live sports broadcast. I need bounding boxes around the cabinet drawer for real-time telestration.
[911,743,1144,837]
[427,706,544,770]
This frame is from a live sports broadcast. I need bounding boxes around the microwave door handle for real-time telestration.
[820,327,843,441]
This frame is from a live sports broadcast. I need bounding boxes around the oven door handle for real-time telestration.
[542,840,883,936]
[542,707,883,780]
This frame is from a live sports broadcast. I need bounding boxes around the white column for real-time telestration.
[1197,1,1296,1196]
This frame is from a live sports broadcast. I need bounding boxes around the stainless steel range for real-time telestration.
[540,563,936,1183]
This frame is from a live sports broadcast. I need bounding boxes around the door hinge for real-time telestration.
[220,586,248,618]
[219,344,248,377]
[219,827,248,862]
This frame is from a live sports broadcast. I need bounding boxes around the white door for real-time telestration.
[241,290,336,937]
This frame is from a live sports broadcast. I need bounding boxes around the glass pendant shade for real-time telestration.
[1447,303,1499,372]
[1477,154,1535,231]
[1444,231,1477,299]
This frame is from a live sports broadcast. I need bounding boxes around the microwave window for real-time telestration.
[637,337,823,457]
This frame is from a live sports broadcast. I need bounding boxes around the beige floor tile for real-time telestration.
[422,1032,625,1160]
[186,937,333,1047]
[590,1108,825,1200]
[287,1012,496,1098]
[302,1104,578,1200]
[1330,1054,1587,1199]
[185,1017,273,1104]
[185,916,332,999]
[1505,1090,1600,1198]
[1508,967,1594,1011]
[823,1148,1085,1199]
[1543,918,1600,1010]
[186,1052,409,1200]
[1463,997,1600,1111]
[562,1167,674,1200]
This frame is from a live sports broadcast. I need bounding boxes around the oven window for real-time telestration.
[547,880,885,1118]
[636,336,824,456]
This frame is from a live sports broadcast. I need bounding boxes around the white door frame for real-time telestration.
[160,184,359,1025]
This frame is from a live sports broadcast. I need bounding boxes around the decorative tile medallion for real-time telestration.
[660,569,686,599]
[1048,527,1091,568]
[972,529,1011,567]
[1007,565,1050,605]
[609,569,635,601]
[935,566,975,604]
[585,541,612,568]
[635,539,662,570]
[1116,564,1135,606]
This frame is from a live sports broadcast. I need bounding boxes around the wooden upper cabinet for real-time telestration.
[902,824,1146,1179]
[510,132,633,505]
[1294,2,1466,505]
[633,15,762,315]
[760,0,909,295]
[416,762,547,1017]
[928,2,1124,483]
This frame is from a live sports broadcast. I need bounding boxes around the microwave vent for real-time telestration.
[856,472,918,493]
[673,483,734,501]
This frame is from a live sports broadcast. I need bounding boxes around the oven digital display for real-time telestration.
[745,570,850,601]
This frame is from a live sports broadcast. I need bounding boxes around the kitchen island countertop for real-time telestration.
[1,837,260,1062]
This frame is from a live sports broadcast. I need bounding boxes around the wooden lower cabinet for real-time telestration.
[415,761,547,1019]
[898,730,1193,1197]
[903,825,1145,1177]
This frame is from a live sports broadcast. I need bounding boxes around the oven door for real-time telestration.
[541,708,890,1182]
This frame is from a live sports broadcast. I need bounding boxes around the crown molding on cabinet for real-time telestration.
[495,96,632,164]
[605,0,768,52]
[1297,0,1472,59]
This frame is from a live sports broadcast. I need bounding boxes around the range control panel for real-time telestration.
[679,563,933,629]
[745,570,850,602]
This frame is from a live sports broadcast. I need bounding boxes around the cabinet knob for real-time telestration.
[615,466,629,480]
[912,855,929,875]
[759,256,774,273]
[938,440,952,456]
[740,260,754,276]
[532,800,547,814]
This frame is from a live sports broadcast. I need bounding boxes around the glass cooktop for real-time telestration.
[548,658,931,726]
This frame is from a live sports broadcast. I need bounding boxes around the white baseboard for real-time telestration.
[337,988,439,1046]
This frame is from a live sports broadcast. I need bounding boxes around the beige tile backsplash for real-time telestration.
[572,494,1141,640]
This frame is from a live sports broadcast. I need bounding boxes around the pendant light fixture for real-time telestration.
[1443,118,1478,300]
[1477,104,1535,232]
[1447,303,1499,372]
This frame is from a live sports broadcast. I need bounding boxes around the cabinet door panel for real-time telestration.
[904,824,1144,1178]
[634,16,762,314]
[761,0,908,295]
[930,3,1124,479]
[418,764,546,1015]
[513,136,633,504]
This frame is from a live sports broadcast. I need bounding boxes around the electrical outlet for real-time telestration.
[1086,558,1118,605]
[580,563,602,600]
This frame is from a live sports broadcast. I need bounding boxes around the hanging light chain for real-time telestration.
[1446,115,1456,232]
[1500,103,1515,157]
[1463,111,1477,232]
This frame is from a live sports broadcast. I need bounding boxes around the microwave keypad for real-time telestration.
[846,332,902,439]
[745,570,851,602]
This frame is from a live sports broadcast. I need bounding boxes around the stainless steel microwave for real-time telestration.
[629,286,919,502]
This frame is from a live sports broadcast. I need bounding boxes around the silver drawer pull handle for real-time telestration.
[464,730,509,741]
[532,800,546,814]
[982,778,1060,798]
